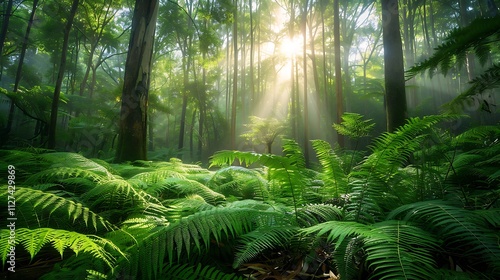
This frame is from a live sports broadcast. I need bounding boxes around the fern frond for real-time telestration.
[25,167,104,189]
[303,220,440,280]
[406,16,500,79]
[0,186,112,231]
[445,64,500,111]
[282,139,306,169]
[365,220,438,280]
[295,203,343,226]
[130,168,186,184]
[81,179,149,218]
[388,201,500,273]
[164,195,215,220]
[163,177,225,205]
[312,140,348,197]
[209,150,262,167]
[120,201,281,279]
[162,263,246,280]
[233,225,299,268]
[37,152,115,179]
[207,166,269,200]
[332,112,375,139]
[0,228,122,270]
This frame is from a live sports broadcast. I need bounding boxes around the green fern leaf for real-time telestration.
[233,225,298,268]
[0,228,122,269]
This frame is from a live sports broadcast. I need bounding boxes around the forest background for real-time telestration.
[0,0,500,279]
[0,0,498,162]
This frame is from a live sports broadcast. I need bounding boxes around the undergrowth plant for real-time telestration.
[1,114,498,280]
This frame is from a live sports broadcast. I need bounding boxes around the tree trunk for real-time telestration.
[5,0,39,135]
[230,0,238,149]
[47,0,80,149]
[381,0,407,132]
[302,0,310,166]
[334,0,344,147]
[115,0,159,162]
[0,0,13,79]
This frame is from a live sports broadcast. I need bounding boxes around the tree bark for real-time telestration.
[230,0,238,149]
[47,0,80,149]
[381,0,407,132]
[302,0,310,166]
[334,0,344,147]
[115,0,159,162]
[0,0,13,79]
[5,0,39,135]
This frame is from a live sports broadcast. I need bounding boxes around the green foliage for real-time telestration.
[407,15,500,111]
[333,112,375,139]
[240,116,287,153]
[407,16,500,78]
[1,114,499,279]
[0,228,122,270]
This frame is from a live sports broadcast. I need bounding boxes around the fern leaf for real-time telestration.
[0,228,122,269]
[388,201,500,270]
[209,150,262,167]
[0,186,112,231]
[312,140,348,197]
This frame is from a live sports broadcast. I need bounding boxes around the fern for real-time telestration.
[121,201,282,279]
[407,16,500,79]
[81,178,152,221]
[233,225,298,268]
[0,228,122,270]
[0,186,112,231]
[388,201,500,277]
[295,203,344,226]
[209,150,262,167]
[312,140,349,197]
[162,177,226,205]
[446,64,500,111]
[207,166,269,201]
[364,221,438,280]
[129,168,187,183]
[162,263,246,280]
[302,220,440,279]
[333,112,375,139]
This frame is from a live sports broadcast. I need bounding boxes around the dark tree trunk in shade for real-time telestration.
[381,0,407,132]
[115,0,159,162]
[47,0,80,149]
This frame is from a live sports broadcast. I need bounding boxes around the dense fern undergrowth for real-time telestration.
[1,115,499,280]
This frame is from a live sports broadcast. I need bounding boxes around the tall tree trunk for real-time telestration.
[381,0,407,132]
[459,0,475,80]
[115,0,159,162]
[290,0,297,140]
[47,0,80,149]
[302,0,310,166]
[230,0,238,149]
[0,0,13,79]
[334,0,344,147]
[5,0,39,136]
[249,0,255,109]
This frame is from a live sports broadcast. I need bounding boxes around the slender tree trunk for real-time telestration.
[0,0,13,79]
[230,0,238,149]
[47,0,80,149]
[381,0,407,132]
[334,0,344,147]
[5,0,39,135]
[249,0,255,109]
[290,0,297,140]
[302,0,310,166]
[115,0,159,161]
[459,0,475,80]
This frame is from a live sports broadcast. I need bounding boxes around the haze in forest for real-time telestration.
[0,0,498,163]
